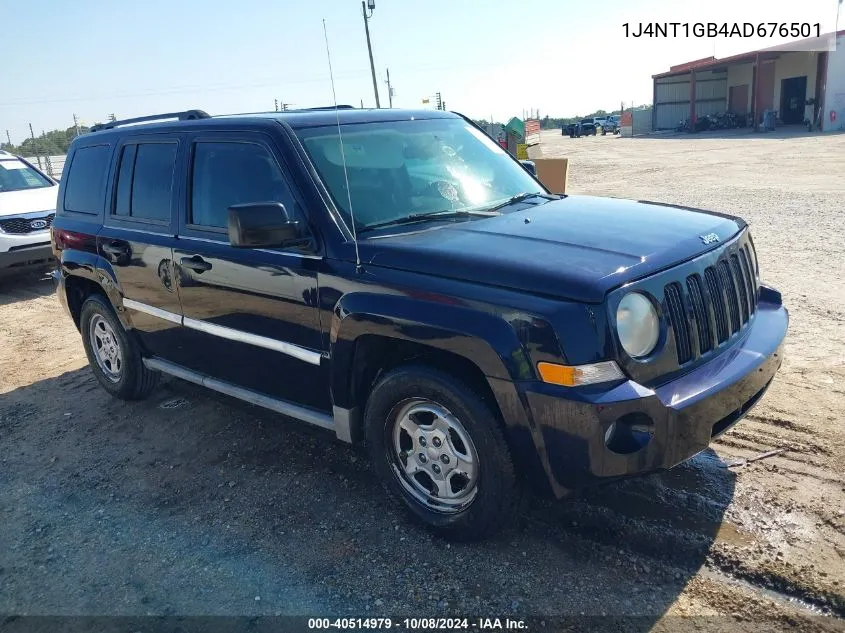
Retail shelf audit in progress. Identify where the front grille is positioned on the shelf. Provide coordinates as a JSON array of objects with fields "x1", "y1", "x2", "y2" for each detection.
[
  {"x1": 664, "y1": 245, "x2": 758, "y2": 365},
  {"x1": 0, "y1": 213, "x2": 54, "y2": 234},
  {"x1": 686, "y1": 274, "x2": 711, "y2": 355},
  {"x1": 665, "y1": 282, "x2": 692, "y2": 364}
]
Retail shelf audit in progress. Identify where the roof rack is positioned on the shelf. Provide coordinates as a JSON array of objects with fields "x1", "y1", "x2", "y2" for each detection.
[
  {"x1": 90, "y1": 109, "x2": 211, "y2": 132},
  {"x1": 299, "y1": 105, "x2": 356, "y2": 111}
]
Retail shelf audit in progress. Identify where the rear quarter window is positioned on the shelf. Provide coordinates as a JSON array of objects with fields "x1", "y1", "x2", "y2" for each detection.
[{"x1": 63, "y1": 145, "x2": 111, "y2": 215}]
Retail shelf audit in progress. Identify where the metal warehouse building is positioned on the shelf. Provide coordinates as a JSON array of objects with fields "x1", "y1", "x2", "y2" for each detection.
[{"x1": 652, "y1": 30, "x2": 845, "y2": 132}]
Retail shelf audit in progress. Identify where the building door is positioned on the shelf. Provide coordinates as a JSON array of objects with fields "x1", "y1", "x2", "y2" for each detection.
[
  {"x1": 729, "y1": 85, "x2": 749, "y2": 114},
  {"x1": 780, "y1": 76, "x2": 808, "y2": 124}
]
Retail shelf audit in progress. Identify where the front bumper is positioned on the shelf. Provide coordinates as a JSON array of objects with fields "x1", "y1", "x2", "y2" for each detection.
[
  {"x1": 0, "y1": 242, "x2": 54, "y2": 270},
  {"x1": 521, "y1": 295, "x2": 788, "y2": 494}
]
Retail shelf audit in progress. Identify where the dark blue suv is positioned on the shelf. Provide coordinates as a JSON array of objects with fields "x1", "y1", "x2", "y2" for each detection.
[{"x1": 51, "y1": 108, "x2": 788, "y2": 539}]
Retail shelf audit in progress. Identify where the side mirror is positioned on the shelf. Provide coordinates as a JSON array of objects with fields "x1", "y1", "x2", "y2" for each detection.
[
  {"x1": 520, "y1": 160, "x2": 537, "y2": 176},
  {"x1": 227, "y1": 202, "x2": 301, "y2": 248}
]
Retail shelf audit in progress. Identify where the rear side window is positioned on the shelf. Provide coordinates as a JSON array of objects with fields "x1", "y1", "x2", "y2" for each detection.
[
  {"x1": 112, "y1": 142, "x2": 177, "y2": 223},
  {"x1": 190, "y1": 142, "x2": 290, "y2": 229},
  {"x1": 64, "y1": 145, "x2": 111, "y2": 214}
]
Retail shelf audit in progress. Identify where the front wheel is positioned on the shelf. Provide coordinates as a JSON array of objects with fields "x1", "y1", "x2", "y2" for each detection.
[{"x1": 365, "y1": 365, "x2": 520, "y2": 540}]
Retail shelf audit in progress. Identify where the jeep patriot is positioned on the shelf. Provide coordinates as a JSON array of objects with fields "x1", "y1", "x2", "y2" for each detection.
[{"x1": 51, "y1": 108, "x2": 788, "y2": 539}]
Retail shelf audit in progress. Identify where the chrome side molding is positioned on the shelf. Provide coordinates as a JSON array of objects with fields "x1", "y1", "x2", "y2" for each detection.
[
  {"x1": 182, "y1": 317, "x2": 321, "y2": 365},
  {"x1": 123, "y1": 298, "x2": 182, "y2": 324},
  {"x1": 123, "y1": 298, "x2": 320, "y2": 365}
]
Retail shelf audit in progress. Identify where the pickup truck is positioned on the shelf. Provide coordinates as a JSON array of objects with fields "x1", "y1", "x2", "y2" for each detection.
[
  {"x1": 579, "y1": 118, "x2": 598, "y2": 136},
  {"x1": 601, "y1": 115, "x2": 621, "y2": 135}
]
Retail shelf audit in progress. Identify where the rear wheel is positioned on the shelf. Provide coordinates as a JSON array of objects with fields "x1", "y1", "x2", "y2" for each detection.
[
  {"x1": 80, "y1": 294, "x2": 158, "y2": 400},
  {"x1": 365, "y1": 365, "x2": 520, "y2": 540}
]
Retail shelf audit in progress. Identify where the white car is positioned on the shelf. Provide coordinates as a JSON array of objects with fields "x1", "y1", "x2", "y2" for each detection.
[{"x1": 0, "y1": 150, "x2": 58, "y2": 273}]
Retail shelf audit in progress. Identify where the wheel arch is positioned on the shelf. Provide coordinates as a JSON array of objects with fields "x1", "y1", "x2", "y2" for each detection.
[
  {"x1": 329, "y1": 292, "x2": 534, "y2": 443},
  {"x1": 64, "y1": 274, "x2": 108, "y2": 330},
  {"x1": 59, "y1": 252, "x2": 126, "y2": 330}
]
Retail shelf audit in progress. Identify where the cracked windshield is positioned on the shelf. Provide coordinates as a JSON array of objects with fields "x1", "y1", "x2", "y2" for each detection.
[{"x1": 298, "y1": 118, "x2": 544, "y2": 229}]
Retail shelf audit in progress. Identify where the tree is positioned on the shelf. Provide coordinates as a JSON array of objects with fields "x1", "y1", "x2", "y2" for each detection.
[{"x1": 3, "y1": 124, "x2": 99, "y2": 156}]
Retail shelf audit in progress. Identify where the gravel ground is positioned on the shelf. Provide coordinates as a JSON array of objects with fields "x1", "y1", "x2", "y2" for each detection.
[{"x1": 1, "y1": 129, "x2": 843, "y2": 632}]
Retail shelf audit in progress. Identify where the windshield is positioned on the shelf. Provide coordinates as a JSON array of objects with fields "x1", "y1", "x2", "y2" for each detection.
[
  {"x1": 0, "y1": 158, "x2": 53, "y2": 192},
  {"x1": 295, "y1": 118, "x2": 545, "y2": 230}
]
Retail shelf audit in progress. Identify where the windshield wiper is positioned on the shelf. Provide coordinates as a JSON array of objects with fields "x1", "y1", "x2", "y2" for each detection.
[
  {"x1": 486, "y1": 192, "x2": 560, "y2": 213},
  {"x1": 360, "y1": 209, "x2": 500, "y2": 232}
]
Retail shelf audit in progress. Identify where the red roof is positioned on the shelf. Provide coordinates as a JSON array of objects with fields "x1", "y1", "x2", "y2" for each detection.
[
  {"x1": 669, "y1": 56, "x2": 715, "y2": 73},
  {"x1": 653, "y1": 30, "x2": 844, "y2": 79}
]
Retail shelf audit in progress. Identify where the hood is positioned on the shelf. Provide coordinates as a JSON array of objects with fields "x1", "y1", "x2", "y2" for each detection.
[
  {"x1": 0, "y1": 186, "x2": 59, "y2": 218},
  {"x1": 360, "y1": 195, "x2": 744, "y2": 303}
]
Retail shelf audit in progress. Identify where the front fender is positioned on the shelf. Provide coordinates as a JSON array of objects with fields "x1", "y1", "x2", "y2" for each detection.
[{"x1": 329, "y1": 291, "x2": 534, "y2": 408}]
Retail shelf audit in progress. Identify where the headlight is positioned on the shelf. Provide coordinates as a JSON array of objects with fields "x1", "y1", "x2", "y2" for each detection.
[{"x1": 616, "y1": 292, "x2": 659, "y2": 358}]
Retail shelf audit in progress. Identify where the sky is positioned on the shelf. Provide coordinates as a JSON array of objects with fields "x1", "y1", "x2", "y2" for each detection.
[{"x1": 1, "y1": 0, "x2": 840, "y2": 144}]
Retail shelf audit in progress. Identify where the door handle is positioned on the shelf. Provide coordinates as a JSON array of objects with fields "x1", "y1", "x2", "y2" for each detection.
[{"x1": 180, "y1": 256, "x2": 212, "y2": 273}]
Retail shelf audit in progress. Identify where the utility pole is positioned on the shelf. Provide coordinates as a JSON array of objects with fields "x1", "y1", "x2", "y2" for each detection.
[
  {"x1": 29, "y1": 123, "x2": 42, "y2": 169},
  {"x1": 385, "y1": 68, "x2": 393, "y2": 108},
  {"x1": 4, "y1": 129, "x2": 10, "y2": 148},
  {"x1": 73, "y1": 113, "x2": 81, "y2": 138},
  {"x1": 361, "y1": 0, "x2": 381, "y2": 108},
  {"x1": 360, "y1": 99, "x2": 364, "y2": 109},
  {"x1": 42, "y1": 130, "x2": 54, "y2": 178}
]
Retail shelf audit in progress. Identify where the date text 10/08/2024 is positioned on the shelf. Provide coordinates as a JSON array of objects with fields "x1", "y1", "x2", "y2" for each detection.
[
  {"x1": 307, "y1": 618, "x2": 527, "y2": 630},
  {"x1": 623, "y1": 22, "x2": 821, "y2": 38}
]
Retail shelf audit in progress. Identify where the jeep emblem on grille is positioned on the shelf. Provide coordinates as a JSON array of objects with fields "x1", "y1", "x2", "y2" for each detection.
[
  {"x1": 30, "y1": 219, "x2": 48, "y2": 230},
  {"x1": 699, "y1": 232, "x2": 720, "y2": 245}
]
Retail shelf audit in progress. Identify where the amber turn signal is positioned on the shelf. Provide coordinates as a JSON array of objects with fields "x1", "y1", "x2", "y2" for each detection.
[{"x1": 537, "y1": 361, "x2": 625, "y2": 387}]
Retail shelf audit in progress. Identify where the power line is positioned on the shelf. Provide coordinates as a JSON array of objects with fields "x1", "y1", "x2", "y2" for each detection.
[
  {"x1": 0, "y1": 59, "x2": 503, "y2": 108},
  {"x1": 0, "y1": 70, "x2": 378, "y2": 107}
]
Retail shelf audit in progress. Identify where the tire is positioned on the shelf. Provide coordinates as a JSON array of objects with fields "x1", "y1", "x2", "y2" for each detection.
[
  {"x1": 79, "y1": 294, "x2": 159, "y2": 400},
  {"x1": 365, "y1": 365, "x2": 520, "y2": 540}
]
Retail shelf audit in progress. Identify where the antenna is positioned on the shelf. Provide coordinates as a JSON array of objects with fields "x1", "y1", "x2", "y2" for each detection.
[{"x1": 322, "y1": 18, "x2": 362, "y2": 273}]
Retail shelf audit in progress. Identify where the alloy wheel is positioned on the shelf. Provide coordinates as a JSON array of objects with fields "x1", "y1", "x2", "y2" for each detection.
[
  {"x1": 389, "y1": 398, "x2": 479, "y2": 513},
  {"x1": 89, "y1": 314, "x2": 123, "y2": 382}
]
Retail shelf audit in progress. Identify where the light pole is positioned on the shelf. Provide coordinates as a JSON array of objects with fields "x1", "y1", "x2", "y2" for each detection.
[{"x1": 361, "y1": 0, "x2": 381, "y2": 108}]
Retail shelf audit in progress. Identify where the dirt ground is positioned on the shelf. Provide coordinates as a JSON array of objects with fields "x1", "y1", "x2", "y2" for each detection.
[{"x1": 1, "y1": 130, "x2": 843, "y2": 632}]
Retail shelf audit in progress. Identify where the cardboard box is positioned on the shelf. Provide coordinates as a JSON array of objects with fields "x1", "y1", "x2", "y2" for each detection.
[{"x1": 532, "y1": 158, "x2": 569, "y2": 194}]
